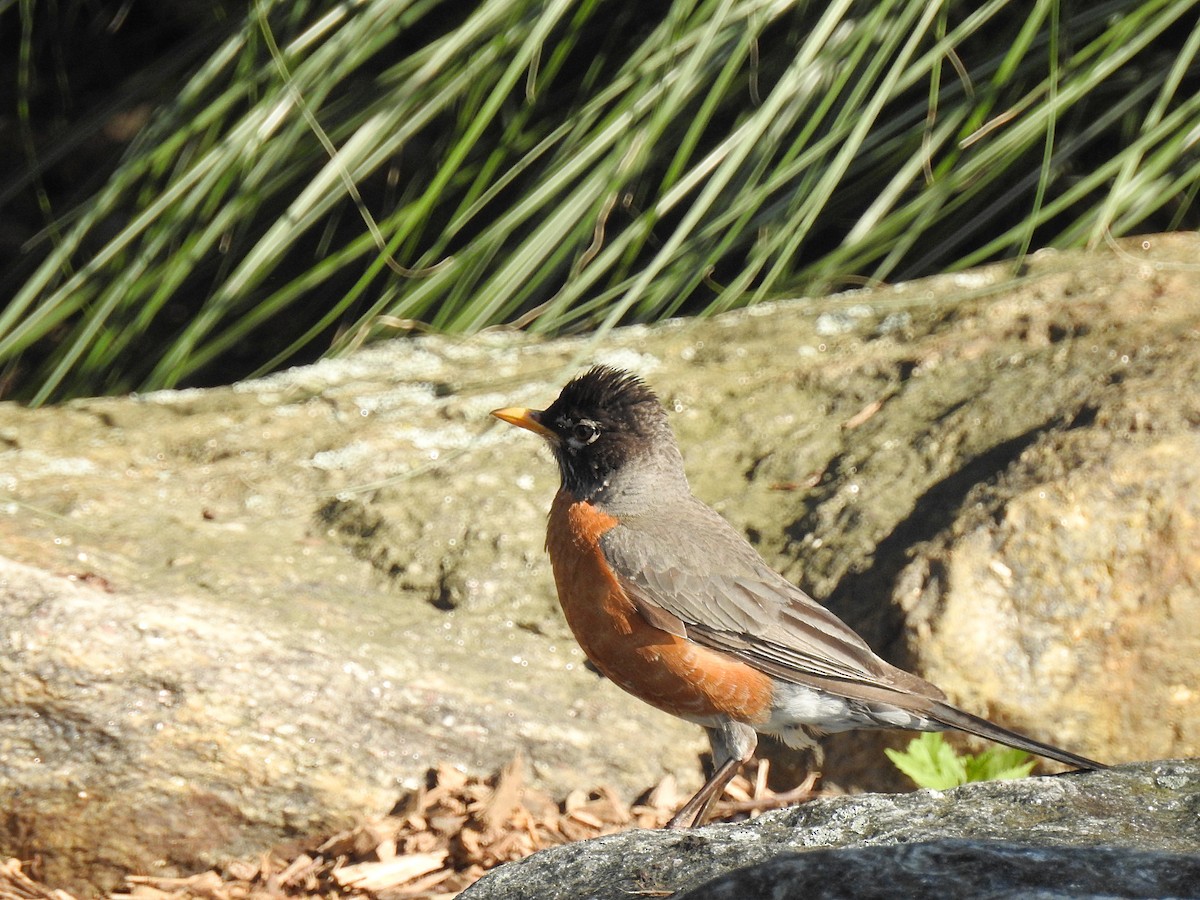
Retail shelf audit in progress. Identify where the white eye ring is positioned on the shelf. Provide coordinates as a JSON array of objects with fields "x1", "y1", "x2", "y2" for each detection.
[{"x1": 570, "y1": 420, "x2": 600, "y2": 445}]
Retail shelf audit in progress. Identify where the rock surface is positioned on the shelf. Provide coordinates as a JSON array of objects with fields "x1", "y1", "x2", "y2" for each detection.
[
  {"x1": 1, "y1": 234, "x2": 1199, "y2": 889},
  {"x1": 461, "y1": 760, "x2": 1200, "y2": 900},
  {"x1": 677, "y1": 842, "x2": 1200, "y2": 900}
]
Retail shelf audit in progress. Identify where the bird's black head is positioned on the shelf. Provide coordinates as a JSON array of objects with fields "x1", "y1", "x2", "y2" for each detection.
[{"x1": 493, "y1": 366, "x2": 677, "y2": 501}]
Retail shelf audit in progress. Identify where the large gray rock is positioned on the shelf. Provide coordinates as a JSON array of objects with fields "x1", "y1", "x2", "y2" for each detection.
[
  {"x1": 677, "y1": 842, "x2": 1200, "y2": 900},
  {"x1": 461, "y1": 760, "x2": 1200, "y2": 899},
  {"x1": 1, "y1": 234, "x2": 1199, "y2": 889}
]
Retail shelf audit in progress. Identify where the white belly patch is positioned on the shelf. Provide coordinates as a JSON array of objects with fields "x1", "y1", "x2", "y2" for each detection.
[{"x1": 761, "y1": 681, "x2": 939, "y2": 748}]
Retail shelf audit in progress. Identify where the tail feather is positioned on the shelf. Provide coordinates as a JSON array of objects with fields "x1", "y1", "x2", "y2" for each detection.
[{"x1": 927, "y1": 701, "x2": 1106, "y2": 771}]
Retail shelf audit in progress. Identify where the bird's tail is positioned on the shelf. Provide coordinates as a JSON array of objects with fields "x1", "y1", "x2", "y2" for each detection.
[{"x1": 926, "y1": 701, "x2": 1106, "y2": 771}]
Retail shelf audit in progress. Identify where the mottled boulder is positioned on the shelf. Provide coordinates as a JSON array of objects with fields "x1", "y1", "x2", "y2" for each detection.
[
  {"x1": 2, "y1": 234, "x2": 1198, "y2": 889},
  {"x1": 462, "y1": 760, "x2": 1200, "y2": 899}
]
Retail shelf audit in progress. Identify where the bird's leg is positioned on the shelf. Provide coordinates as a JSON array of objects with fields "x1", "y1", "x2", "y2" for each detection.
[
  {"x1": 667, "y1": 721, "x2": 757, "y2": 829},
  {"x1": 666, "y1": 755, "x2": 741, "y2": 829}
]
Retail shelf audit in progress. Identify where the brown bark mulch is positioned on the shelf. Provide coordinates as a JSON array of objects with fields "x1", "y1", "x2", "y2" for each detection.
[{"x1": 3, "y1": 757, "x2": 818, "y2": 900}]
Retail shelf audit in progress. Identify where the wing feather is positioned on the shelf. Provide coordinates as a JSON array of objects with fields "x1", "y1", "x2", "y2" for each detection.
[
  {"x1": 599, "y1": 498, "x2": 945, "y2": 703},
  {"x1": 595, "y1": 497, "x2": 1105, "y2": 769}
]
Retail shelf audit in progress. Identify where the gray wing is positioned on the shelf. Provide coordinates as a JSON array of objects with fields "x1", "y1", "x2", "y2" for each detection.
[
  {"x1": 600, "y1": 497, "x2": 945, "y2": 705},
  {"x1": 601, "y1": 498, "x2": 1108, "y2": 770}
]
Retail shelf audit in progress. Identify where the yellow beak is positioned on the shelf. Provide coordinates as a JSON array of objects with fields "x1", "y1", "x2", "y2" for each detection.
[{"x1": 491, "y1": 406, "x2": 558, "y2": 443}]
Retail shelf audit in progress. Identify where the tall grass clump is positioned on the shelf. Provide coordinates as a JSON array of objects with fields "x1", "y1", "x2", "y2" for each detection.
[{"x1": 2, "y1": 0, "x2": 1198, "y2": 403}]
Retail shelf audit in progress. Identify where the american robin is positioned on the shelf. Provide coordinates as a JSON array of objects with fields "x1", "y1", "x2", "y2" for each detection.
[{"x1": 492, "y1": 365, "x2": 1105, "y2": 828}]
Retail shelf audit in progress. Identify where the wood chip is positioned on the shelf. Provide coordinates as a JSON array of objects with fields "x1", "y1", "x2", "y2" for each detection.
[
  {"x1": 7, "y1": 756, "x2": 822, "y2": 900},
  {"x1": 641, "y1": 773, "x2": 679, "y2": 811},
  {"x1": 333, "y1": 851, "x2": 448, "y2": 890},
  {"x1": 2, "y1": 858, "x2": 79, "y2": 900},
  {"x1": 477, "y1": 754, "x2": 525, "y2": 830}
]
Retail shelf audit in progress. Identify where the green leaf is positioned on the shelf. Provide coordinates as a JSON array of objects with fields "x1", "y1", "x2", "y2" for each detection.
[
  {"x1": 884, "y1": 733, "x2": 968, "y2": 790},
  {"x1": 963, "y1": 746, "x2": 1036, "y2": 783},
  {"x1": 887, "y1": 732, "x2": 1037, "y2": 788}
]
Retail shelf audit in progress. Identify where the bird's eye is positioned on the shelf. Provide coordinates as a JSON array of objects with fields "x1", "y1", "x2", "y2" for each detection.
[{"x1": 571, "y1": 421, "x2": 599, "y2": 444}]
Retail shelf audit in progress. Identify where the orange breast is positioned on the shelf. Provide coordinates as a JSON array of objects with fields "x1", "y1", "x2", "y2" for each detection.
[{"x1": 545, "y1": 489, "x2": 773, "y2": 725}]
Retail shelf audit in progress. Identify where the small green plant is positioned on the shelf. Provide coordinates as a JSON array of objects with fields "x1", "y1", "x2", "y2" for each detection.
[{"x1": 886, "y1": 733, "x2": 1035, "y2": 790}]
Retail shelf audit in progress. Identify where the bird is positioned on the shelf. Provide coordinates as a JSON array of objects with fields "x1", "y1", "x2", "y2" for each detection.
[{"x1": 491, "y1": 365, "x2": 1105, "y2": 828}]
